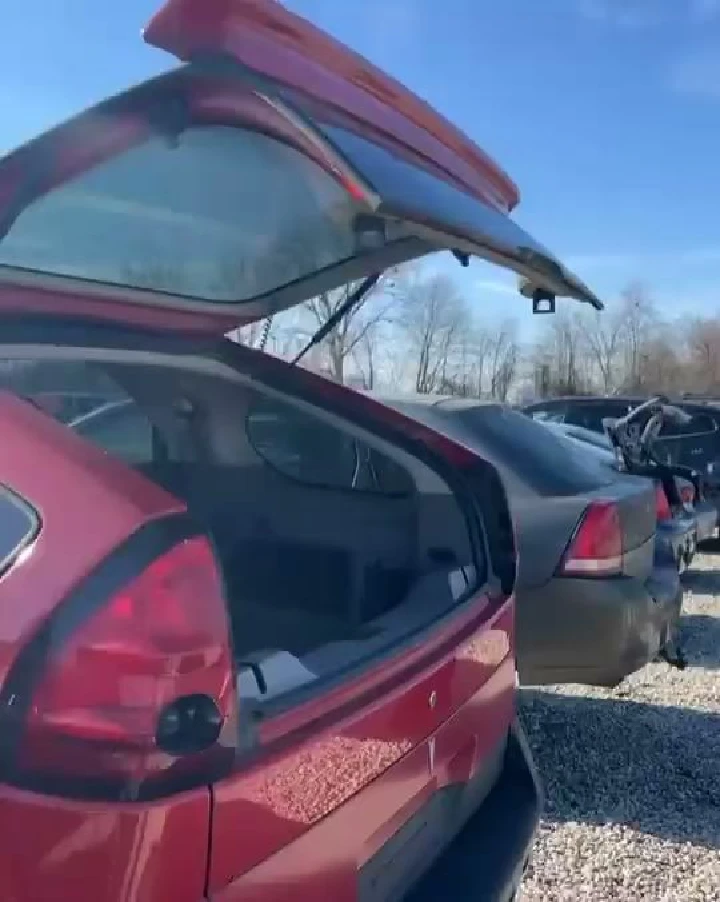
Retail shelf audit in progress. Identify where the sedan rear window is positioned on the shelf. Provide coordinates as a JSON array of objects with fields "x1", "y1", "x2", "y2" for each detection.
[
  {"x1": 458, "y1": 406, "x2": 614, "y2": 496},
  {"x1": 0, "y1": 126, "x2": 381, "y2": 303}
]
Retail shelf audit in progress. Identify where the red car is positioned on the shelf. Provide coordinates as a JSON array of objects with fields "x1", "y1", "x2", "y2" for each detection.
[{"x1": 0, "y1": 1, "x2": 602, "y2": 899}]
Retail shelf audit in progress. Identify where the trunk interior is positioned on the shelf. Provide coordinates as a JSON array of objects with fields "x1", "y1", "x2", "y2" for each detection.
[
  {"x1": 1, "y1": 349, "x2": 485, "y2": 707},
  {"x1": 137, "y1": 458, "x2": 478, "y2": 701}
]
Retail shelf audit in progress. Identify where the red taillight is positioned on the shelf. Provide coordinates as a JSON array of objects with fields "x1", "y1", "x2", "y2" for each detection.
[
  {"x1": 16, "y1": 536, "x2": 236, "y2": 798},
  {"x1": 680, "y1": 483, "x2": 695, "y2": 506},
  {"x1": 655, "y1": 483, "x2": 672, "y2": 522},
  {"x1": 559, "y1": 501, "x2": 623, "y2": 577}
]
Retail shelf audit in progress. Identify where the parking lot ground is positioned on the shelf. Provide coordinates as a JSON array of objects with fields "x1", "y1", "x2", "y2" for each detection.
[{"x1": 519, "y1": 552, "x2": 720, "y2": 902}]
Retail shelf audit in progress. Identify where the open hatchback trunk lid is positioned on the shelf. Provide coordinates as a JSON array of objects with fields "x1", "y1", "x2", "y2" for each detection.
[{"x1": 0, "y1": 0, "x2": 601, "y2": 333}]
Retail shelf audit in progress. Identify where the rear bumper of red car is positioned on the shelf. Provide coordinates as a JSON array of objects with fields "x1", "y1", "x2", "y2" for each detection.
[{"x1": 396, "y1": 718, "x2": 541, "y2": 902}]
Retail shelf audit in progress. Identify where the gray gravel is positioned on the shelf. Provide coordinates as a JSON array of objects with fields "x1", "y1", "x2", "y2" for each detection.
[{"x1": 519, "y1": 552, "x2": 720, "y2": 901}]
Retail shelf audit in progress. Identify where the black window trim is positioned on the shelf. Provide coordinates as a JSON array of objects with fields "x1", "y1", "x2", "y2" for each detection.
[
  {"x1": 245, "y1": 399, "x2": 415, "y2": 499},
  {"x1": 0, "y1": 485, "x2": 41, "y2": 578}
]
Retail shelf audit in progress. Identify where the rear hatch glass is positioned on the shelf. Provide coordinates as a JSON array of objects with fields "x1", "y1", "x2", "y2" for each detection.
[{"x1": 0, "y1": 124, "x2": 375, "y2": 303}]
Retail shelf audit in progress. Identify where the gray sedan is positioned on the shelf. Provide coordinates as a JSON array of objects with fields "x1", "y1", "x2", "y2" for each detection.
[{"x1": 376, "y1": 395, "x2": 684, "y2": 687}]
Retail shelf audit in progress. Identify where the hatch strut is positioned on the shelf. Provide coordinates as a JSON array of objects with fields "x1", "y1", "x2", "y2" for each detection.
[{"x1": 291, "y1": 273, "x2": 382, "y2": 366}]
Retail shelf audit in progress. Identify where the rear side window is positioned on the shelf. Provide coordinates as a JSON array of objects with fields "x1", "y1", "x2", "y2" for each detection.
[
  {"x1": 0, "y1": 486, "x2": 39, "y2": 577},
  {"x1": 71, "y1": 403, "x2": 153, "y2": 465},
  {"x1": 246, "y1": 398, "x2": 414, "y2": 495},
  {"x1": 0, "y1": 360, "x2": 154, "y2": 465},
  {"x1": 0, "y1": 126, "x2": 379, "y2": 303},
  {"x1": 459, "y1": 406, "x2": 614, "y2": 496}
]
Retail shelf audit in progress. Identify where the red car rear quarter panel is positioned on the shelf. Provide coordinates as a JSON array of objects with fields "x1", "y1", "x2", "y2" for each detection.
[
  {"x1": 0, "y1": 395, "x2": 211, "y2": 901},
  {"x1": 0, "y1": 393, "x2": 185, "y2": 682},
  {"x1": 208, "y1": 600, "x2": 515, "y2": 899},
  {"x1": 0, "y1": 786, "x2": 210, "y2": 902}
]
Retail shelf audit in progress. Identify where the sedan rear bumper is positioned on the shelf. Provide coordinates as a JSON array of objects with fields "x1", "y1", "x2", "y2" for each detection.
[{"x1": 517, "y1": 565, "x2": 683, "y2": 687}]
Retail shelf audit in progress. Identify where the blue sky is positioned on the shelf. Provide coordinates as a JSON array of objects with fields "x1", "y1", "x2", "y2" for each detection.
[{"x1": 2, "y1": 0, "x2": 720, "y2": 332}]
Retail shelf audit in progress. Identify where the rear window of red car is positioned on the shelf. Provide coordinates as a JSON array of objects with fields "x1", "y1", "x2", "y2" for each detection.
[
  {"x1": 0, "y1": 125, "x2": 377, "y2": 303},
  {"x1": 0, "y1": 486, "x2": 39, "y2": 577}
]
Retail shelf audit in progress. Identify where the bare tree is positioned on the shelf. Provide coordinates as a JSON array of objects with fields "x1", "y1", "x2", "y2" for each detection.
[
  {"x1": 534, "y1": 310, "x2": 586, "y2": 396},
  {"x1": 230, "y1": 320, "x2": 268, "y2": 348},
  {"x1": 439, "y1": 326, "x2": 494, "y2": 397},
  {"x1": 351, "y1": 324, "x2": 381, "y2": 390},
  {"x1": 578, "y1": 307, "x2": 625, "y2": 394},
  {"x1": 616, "y1": 283, "x2": 658, "y2": 391},
  {"x1": 487, "y1": 319, "x2": 520, "y2": 401},
  {"x1": 305, "y1": 271, "x2": 402, "y2": 383},
  {"x1": 637, "y1": 331, "x2": 683, "y2": 395},
  {"x1": 686, "y1": 317, "x2": 720, "y2": 393},
  {"x1": 399, "y1": 273, "x2": 469, "y2": 394}
]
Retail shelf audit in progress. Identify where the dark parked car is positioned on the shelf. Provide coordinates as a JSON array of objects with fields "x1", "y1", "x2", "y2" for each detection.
[
  {"x1": 0, "y1": 0, "x2": 621, "y2": 895},
  {"x1": 543, "y1": 420, "x2": 716, "y2": 570},
  {"x1": 373, "y1": 396, "x2": 684, "y2": 688},
  {"x1": 523, "y1": 396, "x2": 720, "y2": 518}
]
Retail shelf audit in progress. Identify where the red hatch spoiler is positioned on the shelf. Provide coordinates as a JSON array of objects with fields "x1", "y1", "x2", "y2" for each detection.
[{"x1": 144, "y1": 0, "x2": 520, "y2": 213}]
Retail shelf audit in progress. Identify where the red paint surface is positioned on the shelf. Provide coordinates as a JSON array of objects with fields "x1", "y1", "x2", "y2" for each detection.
[
  {"x1": 208, "y1": 604, "x2": 515, "y2": 898},
  {"x1": 145, "y1": 0, "x2": 519, "y2": 212},
  {"x1": 0, "y1": 394, "x2": 212, "y2": 901},
  {"x1": 0, "y1": 786, "x2": 210, "y2": 902},
  {"x1": 0, "y1": 393, "x2": 185, "y2": 684},
  {"x1": 0, "y1": 307, "x2": 517, "y2": 899}
]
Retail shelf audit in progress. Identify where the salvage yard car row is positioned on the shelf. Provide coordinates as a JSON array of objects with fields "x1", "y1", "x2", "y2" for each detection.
[{"x1": 0, "y1": 1, "x2": 716, "y2": 901}]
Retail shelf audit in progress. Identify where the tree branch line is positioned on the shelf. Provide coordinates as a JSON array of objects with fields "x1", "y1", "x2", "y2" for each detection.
[{"x1": 236, "y1": 270, "x2": 720, "y2": 400}]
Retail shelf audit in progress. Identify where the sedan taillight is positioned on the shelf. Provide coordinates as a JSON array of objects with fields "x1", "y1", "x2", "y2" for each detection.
[
  {"x1": 655, "y1": 484, "x2": 672, "y2": 522},
  {"x1": 559, "y1": 501, "x2": 623, "y2": 577}
]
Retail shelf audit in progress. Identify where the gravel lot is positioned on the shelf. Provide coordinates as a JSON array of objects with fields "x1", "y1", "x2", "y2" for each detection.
[{"x1": 519, "y1": 551, "x2": 720, "y2": 902}]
